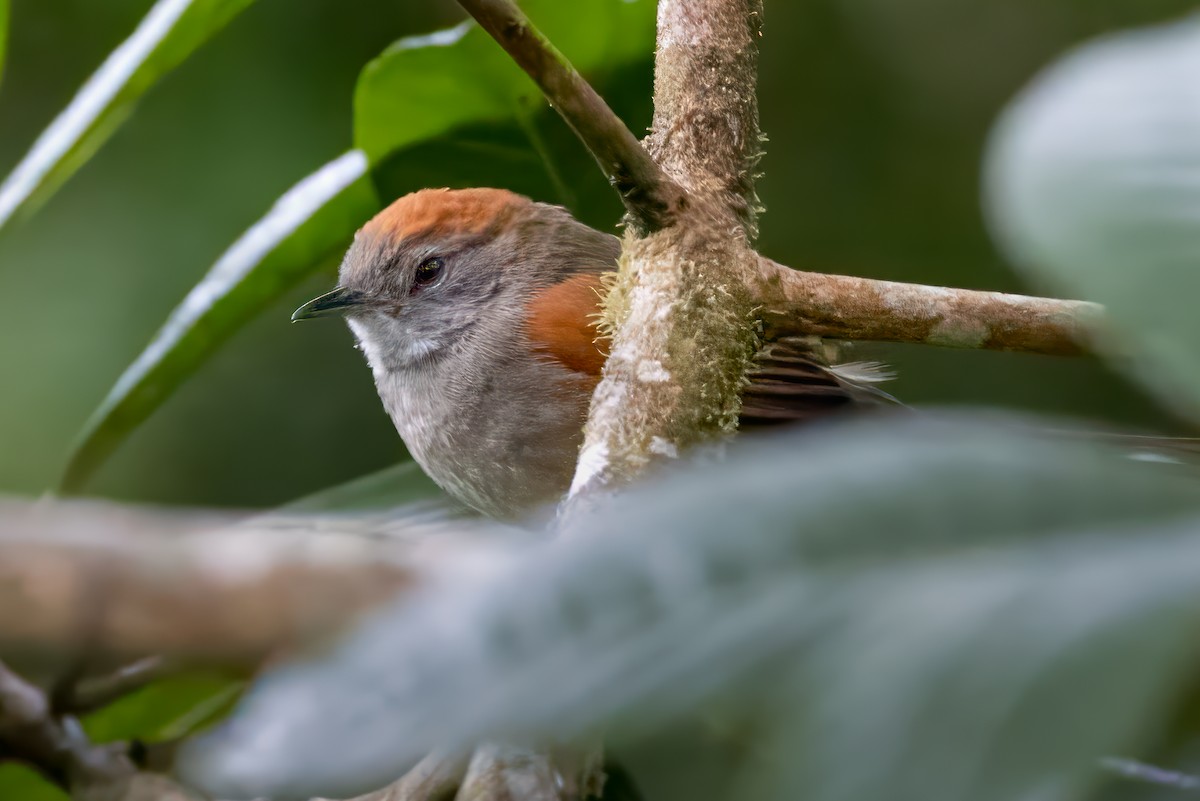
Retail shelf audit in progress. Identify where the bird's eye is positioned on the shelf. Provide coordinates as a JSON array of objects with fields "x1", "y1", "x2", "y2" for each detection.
[{"x1": 413, "y1": 256, "x2": 444, "y2": 290}]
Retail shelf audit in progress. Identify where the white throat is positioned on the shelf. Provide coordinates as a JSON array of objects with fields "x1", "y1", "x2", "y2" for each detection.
[{"x1": 347, "y1": 316, "x2": 443, "y2": 376}]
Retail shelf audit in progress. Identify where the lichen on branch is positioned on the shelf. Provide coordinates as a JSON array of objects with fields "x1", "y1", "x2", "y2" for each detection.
[
  {"x1": 573, "y1": 227, "x2": 760, "y2": 495},
  {"x1": 569, "y1": 0, "x2": 768, "y2": 497},
  {"x1": 757, "y1": 258, "x2": 1101, "y2": 357}
]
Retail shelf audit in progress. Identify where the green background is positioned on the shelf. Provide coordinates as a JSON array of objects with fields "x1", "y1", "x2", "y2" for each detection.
[{"x1": 0, "y1": 0, "x2": 1191, "y2": 508}]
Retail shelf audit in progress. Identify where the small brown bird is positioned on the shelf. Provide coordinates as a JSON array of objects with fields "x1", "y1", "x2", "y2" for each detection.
[{"x1": 293, "y1": 188, "x2": 892, "y2": 519}]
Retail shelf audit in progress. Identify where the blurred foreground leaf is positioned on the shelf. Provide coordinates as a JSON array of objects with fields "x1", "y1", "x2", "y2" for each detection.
[
  {"x1": 82, "y1": 672, "x2": 241, "y2": 744},
  {"x1": 0, "y1": 764, "x2": 66, "y2": 801},
  {"x1": 985, "y1": 15, "x2": 1200, "y2": 422},
  {"x1": 0, "y1": 0, "x2": 254, "y2": 232},
  {"x1": 179, "y1": 413, "x2": 1200, "y2": 800},
  {"x1": 61, "y1": 151, "x2": 377, "y2": 493}
]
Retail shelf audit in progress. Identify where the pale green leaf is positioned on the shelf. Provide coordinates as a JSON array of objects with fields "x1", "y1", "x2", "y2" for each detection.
[
  {"x1": 353, "y1": 0, "x2": 655, "y2": 163},
  {"x1": 0, "y1": 0, "x2": 254, "y2": 232}
]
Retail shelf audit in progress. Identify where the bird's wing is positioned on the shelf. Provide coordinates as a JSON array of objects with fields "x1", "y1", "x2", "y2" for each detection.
[
  {"x1": 524, "y1": 273, "x2": 609, "y2": 377},
  {"x1": 739, "y1": 336, "x2": 898, "y2": 427}
]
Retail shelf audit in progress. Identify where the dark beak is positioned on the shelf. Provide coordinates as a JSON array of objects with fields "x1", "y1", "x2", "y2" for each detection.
[{"x1": 291, "y1": 287, "x2": 367, "y2": 322}]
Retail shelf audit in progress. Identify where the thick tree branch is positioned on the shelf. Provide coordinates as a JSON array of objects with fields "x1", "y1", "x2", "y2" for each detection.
[
  {"x1": 457, "y1": 744, "x2": 559, "y2": 801},
  {"x1": 567, "y1": 0, "x2": 766, "y2": 500},
  {"x1": 455, "y1": 0, "x2": 687, "y2": 232},
  {"x1": 325, "y1": 752, "x2": 468, "y2": 801},
  {"x1": 0, "y1": 502, "x2": 520, "y2": 801},
  {"x1": 758, "y1": 259, "x2": 1101, "y2": 356},
  {"x1": 645, "y1": 0, "x2": 764, "y2": 236},
  {"x1": 0, "y1": 500, "x2": 505, "y2": 668}
]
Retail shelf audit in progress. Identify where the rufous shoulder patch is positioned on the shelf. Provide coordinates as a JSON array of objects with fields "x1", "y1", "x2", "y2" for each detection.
[
  {"x1": 365, "y1": 187, "x2": 531, "y2": 242},
  {"x1": 524, "y1": 274, "x2": 609, "y2": 378}
]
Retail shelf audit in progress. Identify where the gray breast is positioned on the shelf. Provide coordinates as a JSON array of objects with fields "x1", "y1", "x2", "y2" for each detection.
[{"x1": 374, "y1": 349, "x2": 591, "y2": 520}]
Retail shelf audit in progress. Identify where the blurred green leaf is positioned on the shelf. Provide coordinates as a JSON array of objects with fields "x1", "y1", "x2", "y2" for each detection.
[
  {"x1": 82, "y1": 671, "x2": 241, "y2": 744},
  {"x1": 0, "y1": 764, "x2": 67, "y2": 801},
  {"x1": 985, "y1": 15, "x2": 1200, "y2": 422},
  {"x1": 0, "y1": 0, "x2": 255, "y2": 233},
  {"x1": 353, "y1": 0, "x2": 655, "y2": 163},
  {"x1": 755, "y1": 522, "x2": 1200, "y2": 801},
  {"x1": 0, "y1": 0, "x2": 8, "y2": 88},
  {"x1": 178, "y1": 414, "x2": 1200, "y2": 800},
  {"x1": 60, "y1": 151, "x2": 378, "y2": 493}
]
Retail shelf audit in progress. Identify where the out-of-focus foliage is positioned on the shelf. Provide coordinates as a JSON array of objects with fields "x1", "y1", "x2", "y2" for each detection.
[
  {"x1": 0, "y1": 0, "x2": 8, "y2": 87},
  {"x1": 57, "y1": 0, "x2": 654, "y2": 493},
  {"x1": 986, "y1": 14, "x2": 1200, "y2": 424},
  {"x1": 0, "y1": 764, "x2": 66, "y2": 801},
  {"x1": 0, "y1": 0, "x2": 254, "y2": 232},
  {"x1": 180, "y1": 415, "x2": 1200, "y2": 799},
  {"x1": 60, "y1": 151, "x2": 378, "y2": 492},
  {"x1": 83, "y1": 671, "x2": 242, "y2": 743}
]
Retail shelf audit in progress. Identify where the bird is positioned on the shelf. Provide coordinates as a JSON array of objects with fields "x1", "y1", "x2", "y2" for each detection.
[{"x1": 292, "y1": 188, "x2": 894, "y2": 519}]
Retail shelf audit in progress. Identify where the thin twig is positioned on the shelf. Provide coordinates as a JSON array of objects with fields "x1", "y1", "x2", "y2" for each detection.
[
  {"x1": 0, "y1": 658, "x2": 138, "y2": 792},
  {"x1": 4, "y1": 655, "x2": 439, "y2": 801},
  {"x1": 455, "y1": 0, "x2": 687, "y2": 232},
  {"x1": 62, "y1": 656, "x2": 178, "y2": 716},
  {"x1": 759, "y1": 258, "x2": 1102, "y2": 356}
]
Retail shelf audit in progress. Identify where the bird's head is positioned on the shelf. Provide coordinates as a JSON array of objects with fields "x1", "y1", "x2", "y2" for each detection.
[{"x1": 293, "y1": 187, "x2": 618, "y2": 373}]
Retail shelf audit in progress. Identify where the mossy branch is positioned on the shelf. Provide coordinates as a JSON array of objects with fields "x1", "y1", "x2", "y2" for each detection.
[{"x1": 568, "y1": 0, "x2": 767, "y2": 499}]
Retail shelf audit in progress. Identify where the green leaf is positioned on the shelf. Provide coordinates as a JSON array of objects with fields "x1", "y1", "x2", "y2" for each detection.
[
  {"x1": 353, "y1": 0, "x2": 655, "y2": 164},
  {"x1": 279, "y1": 460, "x2": 460, "y2": 515},
  {"x1": 985, "y1": 15, "x2": 1200, "y2": 421},
  {"x1": 0, "y1": 764, "x2": 67, "y2": 801},
  {"x1": 60, "y1": 151, "x2": 378, "y2": 493},
  {"x1": 0, "y1": 0, "x2": 254, "y2": 232},
  {"x1": 82, "y1": 671, "x2": 242, "y2": 744},
  {"x1": 178, "y1": 414, "x2": 1200, "y2": 800}
]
